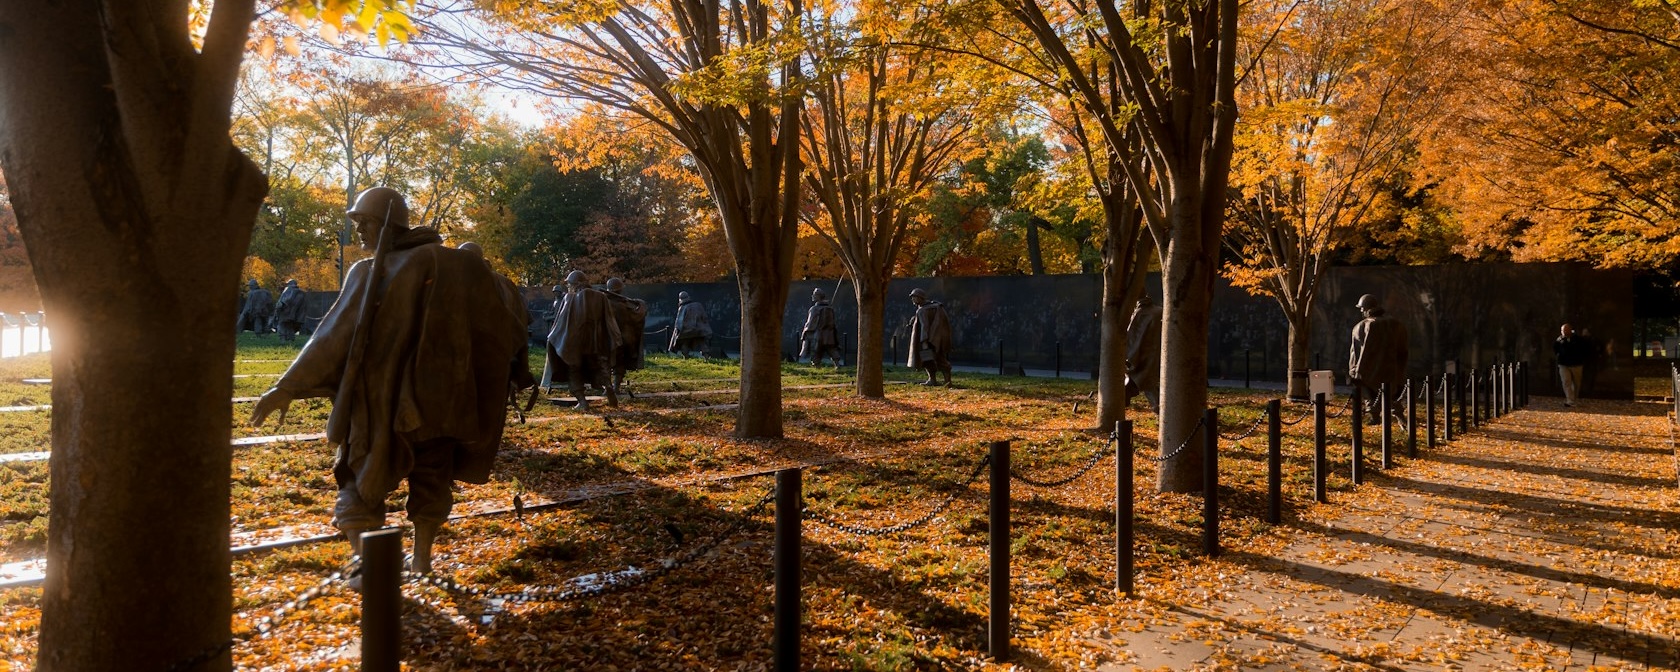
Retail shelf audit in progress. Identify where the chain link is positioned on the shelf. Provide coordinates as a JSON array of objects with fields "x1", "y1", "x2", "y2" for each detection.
[
  {"x1": 1280, "y1": 403, "x2": 1314, "y2": 426},
  {"x1": 1142, "y1": 415, "x2": 1206, "y2": 463},
  {"x1": 415, "y1": 489, "x2": 776, "y2": 605},
  {"x1": 804, "y1": 456, "x2": 991, "y2": 536},
  {"x1": 164, "y1": 557, "x2": 360, "y2": 672},
  {"x1": 1218, "y1": 415, "x2": 1265, "y2": 441},
  {"x1": 1324, "y1": 395, "x2": 1353, "y2": 418},
  {"x1": 1010, "y1": 433, "x2": 1114, "y2": 488}
]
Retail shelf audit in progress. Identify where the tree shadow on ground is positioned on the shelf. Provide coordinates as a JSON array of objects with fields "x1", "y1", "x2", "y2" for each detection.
[
  {"x1": 1378, "y1": 474, "x2": 1680, "y2": 530},
  {"x1": 1226, "y1": 549, "x2": 1680, "y2": 669},
  {"x1": 1422, "y1": 451, "x2": 1676, "y2": 488}
]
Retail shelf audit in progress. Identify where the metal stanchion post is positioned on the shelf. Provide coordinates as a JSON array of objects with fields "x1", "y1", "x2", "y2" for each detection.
[
  {"x1": 1055, "y1": 341, "x2": 1062, "y2": 378},
  {"x1": 1425, "y1": 375, "x2": 1436, "y2": 451},
  {"x1": 1314, "y1": 393, "x2": 1327, "y2": 503},
  {"x1": 1406, "y1": 378, "x2": 1417, "y2": 458},
  {"x1": 1116, "y1": 421, "x2": 1133, "y2": 595},
  {"x1": 775, "y1": 468, "x2": 801, "y2": 672},
  {"x1": 1471, "y1": 368, "x2": 1479, "y2": 427},
  {"x1": 1351, "y1": 385, "x2": 1363, "y2": 485},
  {"x1": 1458, "y1": 370, "x2": 1468, "y2": 435},
  {"x1": 1444, "y1": 372, "x2": 1455, "y2": 443},
  {"x1": 989, "y1": 440, "x2": 1010, "y2": 661},
  {"x1": 1267, "y1": 399, "x2": 1282, "y2": 525},
  {"x1": 997, "y1": 340, "x2": 1004, "y2": 376},
  {"x1": 1203, "y1": 407, "x2": 1219, "y2": 557},
  {"x1": 1380, "y1": 382, "x2": 1392, "y2": 470},
  {"x1": 361, "y1": 528, "x2": 402, "y2": 672}
]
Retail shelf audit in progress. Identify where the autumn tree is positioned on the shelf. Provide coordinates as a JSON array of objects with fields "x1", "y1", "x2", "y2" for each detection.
[
  {"x1": 1422, "y1": 0, "x2": 1680, "y2": 271},
  {"x1": 400, "y1": 0, "x2": 805, "y2": 437},
  {"x1": 289, "y1": 65, "x2": 457, "y2": 284},
  {"x1": 797, "y1": 0, "x2": 991, "y2": 396},
  {"x1": 0, "y1": 2, "x2": 411, "y2": 667},
  {"x1": 995, "y1": 0, "x2": 1239, "y2": 492},
  {"x1": 1223, "y1": 0, "x2": 1454, "y2": 400}
]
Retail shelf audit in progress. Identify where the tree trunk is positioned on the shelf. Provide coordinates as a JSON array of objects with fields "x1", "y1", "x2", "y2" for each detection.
[
  {"x1": 0, "y1": 2, "x2": 266, "y2": 667},
  {"x1": 735, "y1": 268, "x2": 789, "y2": 437},
  {"x1": 853, "y1": 273, "x2": 888, "y2": 398},
  {"x1": 1096, "y1": 210, "x2": 1148, "y2": 430},
  {"x1": 1286, "y1": 308, "x2": 1312, "y2": 400},
  {"x1": 1156, "y1": 197, "x2": 1218, "y2": 493}
]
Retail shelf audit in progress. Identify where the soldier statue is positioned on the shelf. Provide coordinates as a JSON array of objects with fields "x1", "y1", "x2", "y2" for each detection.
[
  {"x1": 668, "y1": 290, "x2": 711, "y2": 358},
  {"x1": 544, "y1": 270, "x2": 622, "y2": 411},
  {"x1": 603, "y1": 277, "x2": 648, "y2": 394},
  {"x1": 273, "y1": 279, "x2": 306, "y2": 343},
  {"x1": 238, "y1": 279, "x2": 275, "y2": 334},
  {"x1": 251, "y1": 186, "x2": 531, "y2": 578},
  {"x1": 800, "y1": 287, "x2": 842, "y2": 367},
  {"x1": 906, "y1": 288, "x2": 953, "y2": 386},
  {"x1": 1125, "y1": 295, "x2": 1163, "y2": 412}
]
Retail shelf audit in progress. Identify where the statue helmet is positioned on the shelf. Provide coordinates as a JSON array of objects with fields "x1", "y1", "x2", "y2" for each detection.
[
  {"x1": 285, "y1": 278, "x2": 298, "y2": 287},
  {"x1": 678, "y1": 291, "x2": 692, "y2": 302},
  {"x1": 347, "y1": 186, "x2": 410, "y2": 228},
  {"x1": 908, "y1": 288, "x2": 928, "y2": 300},
  {"x1": 605, "y1": 278, "x2": 625, "y2": 293},
  {"x1": 457, "y1": 241, "x2": 483, "y2": 258},
  {"x1": 565, "y1": 270, "x2": 589, "y2": 286},
  {"x1": 247, "y1": 279, "x2": 259, "y2": 289},
  {"x1": 812, "y1": 287, "x2": 827, "y2": 302},
  {"x1": 1355, "y1": 294, "x2": 1380, "y2": 310},
  {"x1": 551, "y1": 284, "x2": 565, "y2": 294}
]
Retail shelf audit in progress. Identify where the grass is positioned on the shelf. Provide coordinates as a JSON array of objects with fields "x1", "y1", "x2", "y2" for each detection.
[{"x1": 0, "y1": 337, "x2": 1406, "y2": 669}]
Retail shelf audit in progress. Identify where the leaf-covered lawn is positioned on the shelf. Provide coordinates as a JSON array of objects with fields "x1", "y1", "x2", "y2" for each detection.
[{"x1": 11, "y1": 338, "x2": 1660, "y2": 669}]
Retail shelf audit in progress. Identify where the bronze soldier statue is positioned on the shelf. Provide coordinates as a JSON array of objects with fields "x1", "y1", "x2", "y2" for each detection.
[
  {"x1": 238, "y1": 279, "x2": 275, "y2": 334},
  {"x1": 251, "y1": 186, "x2": 531, "y2": 578},
  {"x1": 1349, "y1": 293, "x2": 1409, "y2": 423},
  {"x1": 273, "y1": 279, "x2": 306, "y2": 342},
  {"x1": 800, "y1": 287, "x2": 841, "y2": 367},
  {"x1": 668, "y1": 290, "x2": 711, "y2": 358},
  {"x1": 544, "y1": 270, "x2": 622, "y2": 411},
  {"x1": 603, "y1": 278, "x2": 649, "y2": 394},
  {"x1": 1125, "y1": 296, "x2": 1163, "y2": 412},
  {"x1": 907, "y1": 288, "x2": 953, "y2": 386}
]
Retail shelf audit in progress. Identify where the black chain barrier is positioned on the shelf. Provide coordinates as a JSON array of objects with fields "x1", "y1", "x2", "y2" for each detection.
[
  {"x1": 164, "y1": 557, "x2": 361, "y2": 672},
  {"x1": 1324, "y1": 395, "x2": 1354, "y2": 419},
  {"x1": 1010, "y1": 430, "x2": 1117, "y2": 488},
  {"x1": 644, "y1": 325, "x2": 670, "y2": 336},
  {"x1": 414, "y1": 488, "x2": 777, "y2": 605},
  {"x1": 1143, "y1": 415, "x2": 1206, "y2": 463},
  {"x1": 1280, "y1": 403, "x2": 1315, "y2": 426},
  {"x1": 1218, "y1": 415, "x2": 1265, "y2": 442},
  {"x1": 804, "y1": 456, "x2": 991, "y2": 536}
]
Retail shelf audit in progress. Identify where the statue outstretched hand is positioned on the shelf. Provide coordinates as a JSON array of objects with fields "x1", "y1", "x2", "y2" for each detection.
[{"x1": 251, "y1": 387, "x2": 295, "y2": 428}]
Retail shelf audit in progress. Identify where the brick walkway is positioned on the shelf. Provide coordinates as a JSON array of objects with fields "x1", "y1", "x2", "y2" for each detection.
[{"x1": 1095, "y1": 397, "x2": 1680, "y2": 671}]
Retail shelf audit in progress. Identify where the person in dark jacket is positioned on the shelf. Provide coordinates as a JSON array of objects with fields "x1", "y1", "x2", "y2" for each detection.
[{"x1": 1554, "y1": 323, "x2": 1589, "y2": 406}]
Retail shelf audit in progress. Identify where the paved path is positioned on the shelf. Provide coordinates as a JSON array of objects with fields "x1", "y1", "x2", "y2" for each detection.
[{"x1": 1096, "y1": 397, "x2": 1680, "y2": 671}]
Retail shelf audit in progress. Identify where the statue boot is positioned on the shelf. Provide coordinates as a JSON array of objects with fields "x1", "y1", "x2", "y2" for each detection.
[
  {"x1": 413, "y1": 519, "x2": 442, "y2": 575},
  {"x1": 340, "y1": 525, "x2": 373, "y2": 592}
]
